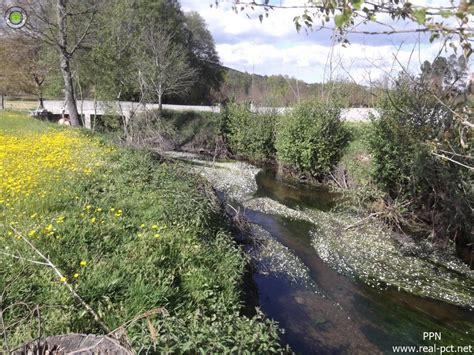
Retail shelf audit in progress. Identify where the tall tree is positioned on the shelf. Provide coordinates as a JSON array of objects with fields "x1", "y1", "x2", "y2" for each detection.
[
  {"x1": 0, "y1": 34, "x2": 53, "y2": 108},
  {"x1": 185, "y1": 11, "x2": 223, "y2": 104},
  {"x1": 8, "y1": 0, "x2": 103, "y2": 126},
  {"x1": 82, "y1": 0, "x2": 220, "y2": 107},
  {"x1": 138, "y1": 28, "x2": 196, "y2": 113}
]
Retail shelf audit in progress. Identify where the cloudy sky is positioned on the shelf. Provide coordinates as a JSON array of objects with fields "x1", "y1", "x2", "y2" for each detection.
[{"x1": 181, "y1": 0, "x2": 469, "y2": 84}]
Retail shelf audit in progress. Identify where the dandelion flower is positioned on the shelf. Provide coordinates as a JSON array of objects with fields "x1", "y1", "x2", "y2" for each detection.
[
  {"x1": 80, "y1": 260, "x2": 87, "y2": 267},
  {"x1": 60, "y1": 276, "x2": 67, "y2": 283},
  {"x1": 73, "y1": 273, "x2": 79, "y2": 278}
]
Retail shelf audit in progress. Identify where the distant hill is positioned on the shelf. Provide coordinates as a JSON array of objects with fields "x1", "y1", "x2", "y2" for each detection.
[{"x1": 213, "y1": 65, "x2": 375, "y2": 107}]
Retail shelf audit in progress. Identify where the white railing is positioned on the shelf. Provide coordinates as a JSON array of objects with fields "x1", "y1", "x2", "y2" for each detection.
[{"x1": 40, "y1": 100, "x2": 377, "y2": 129}]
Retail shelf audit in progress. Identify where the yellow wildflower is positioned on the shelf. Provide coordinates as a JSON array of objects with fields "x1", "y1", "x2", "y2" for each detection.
[{"x1": 80, "y1": 260, "x2": 87, "y2": 267}]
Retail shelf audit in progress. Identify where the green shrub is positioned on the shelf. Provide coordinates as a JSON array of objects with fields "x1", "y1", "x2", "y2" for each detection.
[
  {"x1": 162, "y1": 110, "x2": 221, "y2": 151},
  {"x1": 275, "y1": 101, "x2": 350, "y2": 178},
  {"x1": 368, "y1": 75, "x2": 473, "y2": 245},
  {"x1": 223, "y1": 103, "x2": 276, "y2": 161}
]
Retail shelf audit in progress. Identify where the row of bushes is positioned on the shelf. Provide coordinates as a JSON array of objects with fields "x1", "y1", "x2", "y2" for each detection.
[
  {"x1": 92, "y1": 100, "x2": 352, "y2": 180},
  {"x1": 221, "y1": 83, "x2": 472, "y2": 252},
  {"x1": 94, "y1": 88, "x2": 471, "y2": 258},
  {"x1": 222, "y1": 102, "x2": 351, "y2": 179}
]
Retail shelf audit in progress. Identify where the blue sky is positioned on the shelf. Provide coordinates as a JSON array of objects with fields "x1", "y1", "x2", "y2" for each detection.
[{"x1": 181, "y1": 0, "x2": 470, "y2": 84}]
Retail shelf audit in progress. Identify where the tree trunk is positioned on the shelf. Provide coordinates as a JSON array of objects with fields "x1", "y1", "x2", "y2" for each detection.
[
  {"x1": 158, "y1": 84, "x2": 163, "y2": 115},
  {"x1": 38, "y1": 89, "x2": 44, "y2": 109},
  {"x1": 57, "y1": 0, "x2": 80, "y2": 126},
  {"x1": 1, "y1": 94, "x2": 4, "y2": 110}
]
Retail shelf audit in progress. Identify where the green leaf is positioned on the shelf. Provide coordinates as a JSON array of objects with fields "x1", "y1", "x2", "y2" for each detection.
[
  {"x1": 439, "y1": 10, "x2": 451, "y2": 19},
  {"x1": 293, "y1": 16, "x2": 302, "y2": 32},
  {"x1": 352, "y1": 0, "x2": 364, "y2": 11},
  {"x1": 335, "y1": 11, "x2": 351, "y2": 27},
  {"x1": 412, "y1": 8, "x2": 426, "y2": 24},
  {"x1": 429, "y1": 32, "x2": 439, "y2": 43}
]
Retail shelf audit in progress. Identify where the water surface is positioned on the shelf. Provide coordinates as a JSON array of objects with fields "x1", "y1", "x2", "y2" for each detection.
[{"x1": 242, "y1": 169, "x2": 473, "y2": 354}]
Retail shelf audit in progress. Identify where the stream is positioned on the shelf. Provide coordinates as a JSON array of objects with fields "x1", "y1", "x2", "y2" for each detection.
[
  {"x1": 165, "y1": 152, "x2": 473, "y2": 354},
  {"x1": 248, "y1": 169, "x2": 472, "y2": 353}
]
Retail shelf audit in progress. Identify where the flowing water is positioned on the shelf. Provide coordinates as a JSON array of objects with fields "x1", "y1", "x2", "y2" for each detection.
[
  {"x1": 165, "y1": 152, "x2": 473, "y2": 354},
  {"x1": 243, "y1": 169, "x2": 473, "y2": 354}
]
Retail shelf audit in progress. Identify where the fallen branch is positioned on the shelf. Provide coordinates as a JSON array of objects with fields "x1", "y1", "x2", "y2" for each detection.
[
  {"x1": 10, "y1": 227, "x2": 111, "y2": 334},
  {"x1": 0, "y1": 251, "x2": 49, "y2": 266},
  {"x1": 328, "y1": 171, "x2": 344, "y2": 189},
  {"x1": 432, "y1": 152, "x2": 474, "y2": 171},
  {"x1": 344, "y1": 212, "x2": 383, "y2": 231}
]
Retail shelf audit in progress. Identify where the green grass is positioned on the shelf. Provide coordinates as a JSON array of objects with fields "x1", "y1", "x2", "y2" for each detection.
[
  {"x1": 341, "y1": 122, "x2": 373, "y2": 187},
  {"x1": 0, "y1": 112, "x2": 284, "y2": 352},
  {"x1": 0, "y1": 110, "x2": 48, "y2": 132}
]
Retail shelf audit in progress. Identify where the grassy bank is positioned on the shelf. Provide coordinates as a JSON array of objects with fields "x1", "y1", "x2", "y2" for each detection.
[
  {"x1": 340, "y1": 122, "x2": 372, "y2": 188},
  {"x1": 0, "y1": 111, "x2": 284, "y2": 352}
]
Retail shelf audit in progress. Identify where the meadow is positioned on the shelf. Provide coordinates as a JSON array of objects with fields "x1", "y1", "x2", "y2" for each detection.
[{"x1": 0, "y1": 111, "x2": 283, "y2": 352}]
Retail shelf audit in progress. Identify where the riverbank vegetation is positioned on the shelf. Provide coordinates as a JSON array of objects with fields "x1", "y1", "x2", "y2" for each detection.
[
  {"x1": 275, "y1": 102, "x2": 350, "y2": 179},
  {"x1": 369, "y1": 71, "x2": 472, "y2": 252},
  {"x1": 0, "y1": 111, "x2": 284, "y2": 352},
  {"x1": 150, "y1": 64, "x2": 472, "y2": 266},
  {"x1": 222, "y1": 103, "x2": 277, "y2": 162}
]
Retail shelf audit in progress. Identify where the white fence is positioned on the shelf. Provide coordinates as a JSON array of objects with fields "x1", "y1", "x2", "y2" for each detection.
[
  {"x1": 251, "y1": 105, "x2": 378, "y2": 122},
  {"x1": 40, "y1": 100, "x2": 377, "y2": 128}
]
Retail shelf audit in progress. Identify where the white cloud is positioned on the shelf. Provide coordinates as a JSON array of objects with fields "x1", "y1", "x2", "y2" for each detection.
[{"x1": 181, "y1": 0, "x2": 469, "y2": 84}]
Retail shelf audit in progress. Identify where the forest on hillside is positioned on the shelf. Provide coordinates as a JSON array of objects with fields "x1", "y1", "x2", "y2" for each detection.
[{"x1": 0, "y1": 0, "x2": 382, "y2": 109}]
